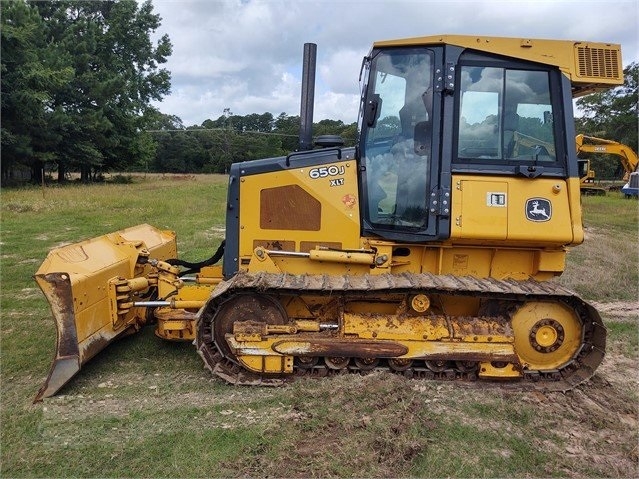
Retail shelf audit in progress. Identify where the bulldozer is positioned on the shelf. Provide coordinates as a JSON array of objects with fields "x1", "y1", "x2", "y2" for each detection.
[
  {"x1": 575, "y1": 134, "x2": 638, "y2": 195},
  {"x1": 34, "y1": 35, "x2": 624, "y2": 401}
]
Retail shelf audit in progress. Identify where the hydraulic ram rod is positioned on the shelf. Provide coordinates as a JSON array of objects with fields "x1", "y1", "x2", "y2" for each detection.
[{"x1": 133, "y1": 300, "x2": 205, "y2": 309}]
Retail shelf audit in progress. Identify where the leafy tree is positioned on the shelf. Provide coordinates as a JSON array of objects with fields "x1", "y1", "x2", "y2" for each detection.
[
  {"x1": 1, "y1": 0, "x2": 73, "y2": 183},
  {"x1": 314, "y1": 118, "x2": 357, "y2": 146},
  {"x1": 1, "y1": 0, "x2": 172, "y2": 184},
  {"x1": 273, "y1": 112, "x2": 301, "y2": 151},
  {"x1": 339, "y1": 122, "x2": 358, "y2": 145},
  {"x1": 576, "y1": 62, "x2": 638, "y2": 149},
  {"x1": 575, "y1": 62, "x2": 638, "y2": 179},
  {"x1": 248, "y1": 112, "x2": 275, "y2": 132},
  {"x1": 147, "y1": 110, "x2": 184, "y2": 131}
]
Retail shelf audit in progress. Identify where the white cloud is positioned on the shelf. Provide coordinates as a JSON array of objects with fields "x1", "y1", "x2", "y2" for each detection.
[
  {"x1": 149, "y1": 0, "x2": 639, "y2": 127},
  {"x1": 320, "y1": 49, "x2": 364, "y2": 95}
]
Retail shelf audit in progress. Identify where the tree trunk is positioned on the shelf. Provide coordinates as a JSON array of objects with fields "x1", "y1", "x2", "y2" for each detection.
[
  {"x1": 81, "y1": 165, "x2": 91, "y2": 183},
  {"x1": 57, "y1": 162, "x2": 66, "y2": 183},
  {"x1": 32, "y1": 164, "x2": 43, "y2": 185},
  {"x1": 1, "y1": 161, "x2": 9, "y2": 183}
]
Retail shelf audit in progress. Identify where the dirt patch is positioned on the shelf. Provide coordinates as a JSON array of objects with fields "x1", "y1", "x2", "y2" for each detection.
[
  {"x1": 17, "y1": 258, "x2": 40, "y2": 265},
  {"x1": 224, "y1": 373, "x2": 435, "y2": 478},
  {"x1": 541, "y1": 371, "x2": 638, "y2": 477},
  {"x1": 202, "y1": 226, "x2": 226, "y2": 239},
  {"x1": 31, "y1": 331, "x2": 638, "y2": 477},
  {"x1": 591, "y1": 300, "x2": 639, "y2": 319}
]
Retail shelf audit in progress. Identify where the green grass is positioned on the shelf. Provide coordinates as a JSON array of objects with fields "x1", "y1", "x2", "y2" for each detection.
[
  {"x1": 559, "y1": 192, "x2": 639, "y2": 301},
  {"x1": 606, "y1": 321, "x2": 639, "y2": 357},
  {"x1": 415, "y1": 424, "x2": 551, "y2": 477},
  {"x1": 580, "y1": 192, "x2": 639, "y2": 235},
  {"x1": 1, "y1": 175, "x2": 637, "y2": 478}
]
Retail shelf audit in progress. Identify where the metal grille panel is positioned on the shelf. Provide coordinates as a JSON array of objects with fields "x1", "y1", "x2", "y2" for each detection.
[{"x1": 576, "y1": 47, "x2": 620, "y2": 79}]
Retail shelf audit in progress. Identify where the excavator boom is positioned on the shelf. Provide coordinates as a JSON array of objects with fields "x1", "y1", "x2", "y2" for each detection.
[
  {"x1": 575, "y1": 134, "x2": 639, "y2": 194},
  {"x1": 576, "y1": 134, "x2": 638, "y2": 180}
]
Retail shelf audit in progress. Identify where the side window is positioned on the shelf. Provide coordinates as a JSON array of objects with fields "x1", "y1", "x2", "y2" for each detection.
[
  {"x1": 459, "y1": 66, "x2": 502, "y2": 158},
  {"x1": 457, "y1": 66, "x2": 557, "y2": 162},
  {"x1": 506, "y1": 70, "x2": 556, "y2": 161}
]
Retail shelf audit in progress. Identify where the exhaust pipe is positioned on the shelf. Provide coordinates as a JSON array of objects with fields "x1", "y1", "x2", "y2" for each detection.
[{"x1": 299, "y1": 42, "x2": 317, "y2": 151}]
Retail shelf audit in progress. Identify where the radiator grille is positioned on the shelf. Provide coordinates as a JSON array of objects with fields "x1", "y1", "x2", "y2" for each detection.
[{"x1": 576, "y1": 46, "x2": 620, "y2": 79}]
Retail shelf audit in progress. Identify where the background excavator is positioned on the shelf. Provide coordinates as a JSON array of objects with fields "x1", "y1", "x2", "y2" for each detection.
[
  {"x1": 34, "y1": 35, "x2": 624, "y2": 401},
  {"x1": 575, "y1": 134, "x2": 638, "y2": 195}
]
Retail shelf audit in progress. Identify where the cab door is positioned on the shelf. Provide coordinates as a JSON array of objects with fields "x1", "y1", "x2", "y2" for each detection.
[{"x1": 359, "y1": 46, "x2": 449, "y2": 242}]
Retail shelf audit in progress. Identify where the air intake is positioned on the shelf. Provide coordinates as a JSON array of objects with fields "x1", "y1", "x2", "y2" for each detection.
[{"x1": 576, "y1": 46, "x2": 621, "y2": 79}]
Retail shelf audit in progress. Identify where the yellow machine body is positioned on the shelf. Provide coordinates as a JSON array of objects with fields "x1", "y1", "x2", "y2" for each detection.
[
  {"x1": 237, "y1": 163, "x2": 578, "y2": 279},
  {"x1": 34, "y1": 34, "x2": 622, "y2": 400},
  {"x1": 34, "y1": 224, "x2": 178, "y2": 401},
  {"x1": 374, "y1": 35, "x2": 623, "y2": 97}
]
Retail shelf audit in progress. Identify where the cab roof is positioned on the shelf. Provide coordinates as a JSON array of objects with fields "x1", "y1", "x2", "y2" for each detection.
[{"x1": 373, "y1": 34, "x2": 623, "y2": 97}]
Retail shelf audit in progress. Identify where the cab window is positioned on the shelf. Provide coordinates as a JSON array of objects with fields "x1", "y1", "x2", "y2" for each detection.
[{"x1": 457, "y1": 66, "x2": 557, "y2": 163}]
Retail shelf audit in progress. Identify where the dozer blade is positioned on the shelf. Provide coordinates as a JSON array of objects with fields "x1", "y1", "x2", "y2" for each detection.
[{"x1": 34, "y1": 224, "x2": 177, "y2": 402}]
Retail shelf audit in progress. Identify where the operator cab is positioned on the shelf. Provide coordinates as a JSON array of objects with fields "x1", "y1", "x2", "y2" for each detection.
[{"x1": 358, "y1": 41, "x2": 571, "y2": 243}]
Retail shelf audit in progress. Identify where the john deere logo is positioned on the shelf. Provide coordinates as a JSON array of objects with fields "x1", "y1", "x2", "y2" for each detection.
[{"x1": 526, "y1": 198, "x2": 552, "y2": 222}]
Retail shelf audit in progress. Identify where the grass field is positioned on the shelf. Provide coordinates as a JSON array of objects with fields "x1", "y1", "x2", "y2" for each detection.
[{"x1": 1, "y1": 174, "x2": 637, "y2": 478}]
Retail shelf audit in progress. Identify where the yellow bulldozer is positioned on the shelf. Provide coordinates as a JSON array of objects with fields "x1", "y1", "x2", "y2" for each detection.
[
  {"x1": 575, "y1": 134, "x2": 638, "y2": 195},
  {"x1": 34, "y1": 35, "x2": 624, "y2": 401}
]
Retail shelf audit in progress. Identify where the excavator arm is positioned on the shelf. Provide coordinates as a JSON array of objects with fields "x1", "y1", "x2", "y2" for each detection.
[{"x1": 576, "y1": 134, "x2": 639, "y2": 181}]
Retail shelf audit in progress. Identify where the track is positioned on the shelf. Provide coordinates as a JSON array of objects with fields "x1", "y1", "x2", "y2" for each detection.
[{"x1": 195, "y1": 271, "x2": 606, "y2": 392}]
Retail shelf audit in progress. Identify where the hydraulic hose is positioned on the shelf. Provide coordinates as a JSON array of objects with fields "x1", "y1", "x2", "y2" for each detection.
[{"x1": 167, "y1": 240, "x2": 225, "y2": 275}]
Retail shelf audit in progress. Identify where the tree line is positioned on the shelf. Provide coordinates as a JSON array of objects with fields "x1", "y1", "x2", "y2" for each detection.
[
  {"x1": 575, "y1": 62, "x2": 638, "y2": 180},
  {"x1": 0, "y1": 0, "x2": 356, "y2": 184},
  {"x1": 1, "y1": 0, "x2": 636, "y2": 185},
  {"x1": 146, "y1": 110, "x2": 357, "y2": 175}
]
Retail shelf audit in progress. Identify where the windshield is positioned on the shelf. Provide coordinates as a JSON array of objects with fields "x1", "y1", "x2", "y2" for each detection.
[{"x1": 361, "y1": 48, "x2": 434, "y2": 231}]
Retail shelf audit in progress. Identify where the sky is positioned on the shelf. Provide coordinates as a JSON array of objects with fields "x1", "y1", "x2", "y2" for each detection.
[{"x1": 148, "y1": 0, "x2": 639, "y2": 127}]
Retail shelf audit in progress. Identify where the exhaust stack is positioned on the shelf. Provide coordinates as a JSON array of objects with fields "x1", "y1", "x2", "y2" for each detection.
[{"x1": 299, "y1": 43, "x2": 317, "y2": 151}]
